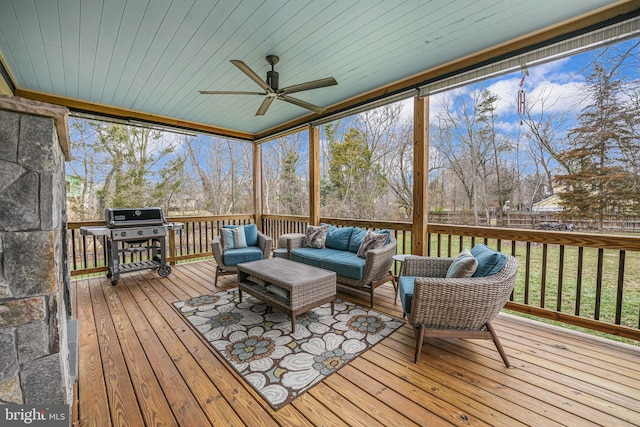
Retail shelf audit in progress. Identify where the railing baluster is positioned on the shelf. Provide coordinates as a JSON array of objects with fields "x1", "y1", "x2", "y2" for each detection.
[
  {"x1": 595, "y1": 248, "x2": 604, "y2": 320},
  {"x1": 82, "y1": 234, "x2": 88, "y2": 270},
  {"x1": 71, "y1": 229, "x2": 78, "y2": 271},
  {"x1": 541, "y1": 243, "x2": 548, "y2": 308},
  {"x1": 575, "y1": 247, "x2": 584, "y2": 316},
  {"x1": 615, "y1": 250, "x2": 625, "y2": 325},
  {"x1": 525, "y1": 242, "x2": 531, "y2": 305},
  {"x1": 557, "y1": 245, "x2": 564, "y2": 312}
]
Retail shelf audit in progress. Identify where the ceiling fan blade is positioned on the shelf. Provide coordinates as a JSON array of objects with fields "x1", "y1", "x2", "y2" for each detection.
[
  {"x1": 199, "y1": 90, "x2": 264, "y2": 95},
  {"x1": 280, "y1": 77, "x2": 338, "y2": 95},
  {"x1": 256, "y1": 96, "x2": 275, "y2": 116},
  {"x1": 231, "y1": 60, "x2": 274, "y2": 93},
  {"x1": 279, "y1": 94, "x2": 325, "y2": 114}
]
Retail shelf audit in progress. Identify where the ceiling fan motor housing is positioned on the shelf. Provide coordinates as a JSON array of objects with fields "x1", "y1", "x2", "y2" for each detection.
[{"x1": 267, "y1": 70, "x2": 279, "y2": 91}]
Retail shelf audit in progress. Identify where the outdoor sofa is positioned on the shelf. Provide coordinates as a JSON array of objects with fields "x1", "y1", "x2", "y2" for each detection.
[{"x1": 283, "y1": 225, "x2": 396, "y2": 307}]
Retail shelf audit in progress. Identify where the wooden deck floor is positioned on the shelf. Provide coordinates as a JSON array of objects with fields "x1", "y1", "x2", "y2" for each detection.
[{"x1": 72, "y1": 259, "x2": 640, "y2": 426}]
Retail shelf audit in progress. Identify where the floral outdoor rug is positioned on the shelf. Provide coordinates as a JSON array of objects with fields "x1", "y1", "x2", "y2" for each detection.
[{"x1": 173, "y1": 289, "x2": 403, "y2": 410}]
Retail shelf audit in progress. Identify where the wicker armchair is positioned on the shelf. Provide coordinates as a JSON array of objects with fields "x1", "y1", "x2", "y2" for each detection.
[
  {"x1": 211, "y1": 228, "x2": 272, "y2": 286},
  {"x1": 399, "y1": 254, "x2": 518, "y2": 366}
]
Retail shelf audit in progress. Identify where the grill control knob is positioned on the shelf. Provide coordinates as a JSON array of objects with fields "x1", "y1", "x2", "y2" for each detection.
[
  {"x1": 121, "y1": 231, "x2": 127, "y2": 237},
  {"x1": 137, "y1": 229, "x2": 144, "y2": 235},
  {"x1": 153, "y1": 229, "x2": 159, "y2": 234}
]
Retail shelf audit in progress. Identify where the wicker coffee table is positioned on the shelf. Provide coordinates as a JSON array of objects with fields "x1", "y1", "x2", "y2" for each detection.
[{"x1": 237, "y1": 258, "x2": 336, "y2": 332}]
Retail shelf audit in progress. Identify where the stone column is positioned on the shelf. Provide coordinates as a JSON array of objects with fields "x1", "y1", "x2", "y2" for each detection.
[{"x1": 0, "y1": 96, "x2": 73, "y2": 405}]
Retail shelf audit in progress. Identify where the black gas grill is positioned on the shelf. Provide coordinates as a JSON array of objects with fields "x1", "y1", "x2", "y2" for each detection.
[{"x1": 80, "y1": 208, "x2": 183, "y2": 285}]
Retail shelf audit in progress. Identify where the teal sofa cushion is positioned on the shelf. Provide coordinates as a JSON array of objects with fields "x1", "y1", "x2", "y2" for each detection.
[
  {"x1": 320, "y1": 251, "x2": 365, "y2": 280},
  {"x1": 470, "y1": 244, "x2": 507, "y2": 277},
  {"x1": 223, "y1": 224, "x2": 258, "y2": 246},
  {"x1": 348, "y1": 228, "x2": 368, "y2": 253},
  {"x1": 325, "y1": 226, "x2": 353, "y2": 251},
  {"x1": 398, "y1": 276, "x2": 416, "y2": 314},
  {"x1": 290, "y1": 248, "x2": 344, "y2": 269},
  {"x1": 223, "y1": 246, "x2": 263, "y2": 266}
]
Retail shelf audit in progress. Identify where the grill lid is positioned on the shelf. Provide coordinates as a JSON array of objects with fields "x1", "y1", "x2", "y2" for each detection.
[{"x1": 105, "y1": 207, "x2": 166, "y2": 227}]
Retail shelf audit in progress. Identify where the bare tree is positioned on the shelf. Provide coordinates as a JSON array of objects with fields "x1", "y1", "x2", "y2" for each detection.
[{"x1": 262, "y1": 133, "x2": 309, "y2": 215}]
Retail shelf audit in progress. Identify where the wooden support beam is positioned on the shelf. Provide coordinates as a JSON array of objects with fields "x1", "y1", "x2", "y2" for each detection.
[
  {"x1": 253, "y1": 143, "x2": 263, "y2": 230},
  {"x1": 412, "y1": 96, "x2": 429, "y2": 255},
  {"x1": 15, "y1": 89, "x2": 255, "y2": 142},
  {"x1": 309, "y1": 126, "x2": 321, "y2": 226}
]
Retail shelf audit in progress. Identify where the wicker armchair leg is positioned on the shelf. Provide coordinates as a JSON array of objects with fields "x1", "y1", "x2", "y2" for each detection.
[
  {"x1": 414, "y1": 324, "x2": 426, "y2": 363},
  {"x1": 487, "y1": 322, "x2": 511, "y2": 368},
  {"x1": 214, "y1": 268, "x2": 220, "y2": 287}
]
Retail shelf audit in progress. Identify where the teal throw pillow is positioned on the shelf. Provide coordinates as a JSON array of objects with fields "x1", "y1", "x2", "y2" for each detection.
[
  {"x1": 326, "y1": 226, "x2": 353, "y2": 251},
  {"x1": 348, "y1": 228, "x2": 368, "y2": 253},
  {"x1": 220, "y1": 227, "x2": 247, "y2": 251},
  {"x1": 470, "y1": 244, "x2": 507, "y2": 277},
  {"x1": 223, "y1": 224, "x2": 258, "y2": 246}
]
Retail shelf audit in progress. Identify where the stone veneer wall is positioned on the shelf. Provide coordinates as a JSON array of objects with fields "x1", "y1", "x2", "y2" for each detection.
[{"x1": 0, "y1": 97, "x2": 73, "y2": 405}]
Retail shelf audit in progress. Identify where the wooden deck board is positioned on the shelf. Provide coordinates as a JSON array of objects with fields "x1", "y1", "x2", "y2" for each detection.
[{"x1": 73, "y1": 259, "x2": 640, "y2": 426}]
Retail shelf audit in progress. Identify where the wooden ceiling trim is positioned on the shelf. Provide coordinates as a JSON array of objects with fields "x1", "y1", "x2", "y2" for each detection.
[
  {"x1": 15, "y1": 88, "x2": 256, "y2": 141},
  {"x1": 255, "y1": 0, "x2": 640, "y2": 140},
  {"x1": 0, "y1": 52, "x2": 16, "y2": 95}
]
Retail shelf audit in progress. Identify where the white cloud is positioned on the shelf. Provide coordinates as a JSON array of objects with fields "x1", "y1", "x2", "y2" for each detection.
[{"x1": 486, "y1": 75, "x2": 588, "y2": 117}]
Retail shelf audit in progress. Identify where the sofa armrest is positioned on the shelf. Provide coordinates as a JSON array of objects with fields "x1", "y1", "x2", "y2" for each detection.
[
  {"x1": 286, "y1": 234, "x2": 306, "y2": 251},
  {"x1": 402, "y1": 256, "x2": 453, "y2": 278},
  {"x1": 211, "y1": 237, "x2": 224, "y2": 266},
  {"x1": 360, "y1": 236, "x2": 397, "y2": 285},
  {"x1": 257, "y1": 231, "x2": 273, "y2": 259}
]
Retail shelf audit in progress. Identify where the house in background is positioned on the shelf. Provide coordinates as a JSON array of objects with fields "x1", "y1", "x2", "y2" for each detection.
[{"x1": 532, "y1": 194, "x2": 564, "y2": 213}]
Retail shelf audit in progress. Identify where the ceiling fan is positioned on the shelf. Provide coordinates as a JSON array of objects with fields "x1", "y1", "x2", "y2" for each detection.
[{"x1": 199, "y1": 55, "x2": 337, "y2": 116}]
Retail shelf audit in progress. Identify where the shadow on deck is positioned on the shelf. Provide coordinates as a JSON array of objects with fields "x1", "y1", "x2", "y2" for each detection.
[{"x1": 72, "y1": 259, "x2": 640, "y2": 426}]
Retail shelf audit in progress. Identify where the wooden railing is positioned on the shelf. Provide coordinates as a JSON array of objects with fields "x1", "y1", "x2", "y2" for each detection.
[
  {"x1": 67, "y1": 215, "x2": 254, "y2": 276},
  {"x1": 68, "y1": 214, "x2": 640, "y2": 341},
  {"x1": 263, "y1": 215, "x2": 640, "y2": 341}
]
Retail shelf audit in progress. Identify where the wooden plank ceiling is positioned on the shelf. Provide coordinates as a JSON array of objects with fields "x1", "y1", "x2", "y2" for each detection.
[{"x1": 0, "y1": 0, "x2": 637, "y2": 140}]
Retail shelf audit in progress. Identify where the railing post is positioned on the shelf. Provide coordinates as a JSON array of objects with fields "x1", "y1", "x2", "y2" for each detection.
[
  {"x1": 412, "y1": 95, "x2": 429, "y2": 255},
  {"x1": 309, "y1": 125, "x2": 321, "y2": 226},
  {"x1": 253, "y1": 142, "x2": 263, "y2": 231}
]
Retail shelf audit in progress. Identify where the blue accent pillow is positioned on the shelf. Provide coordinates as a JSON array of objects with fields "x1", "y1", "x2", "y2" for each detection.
[
  {"x1": 325, "y1": 226, "x2": 353, "y2": 251},
  {"x1": 470, "y1": 244, "x2": 507, "y2": 277},
  {"x1": 348, "y1": 228, "x2": 368, "y2": 253},
  {"x1": 220, "y1": 227, "x2": 247, "y2": 251},
  {"x1": 223, "y1": 224, "x2": 258, "y2": 246}
]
